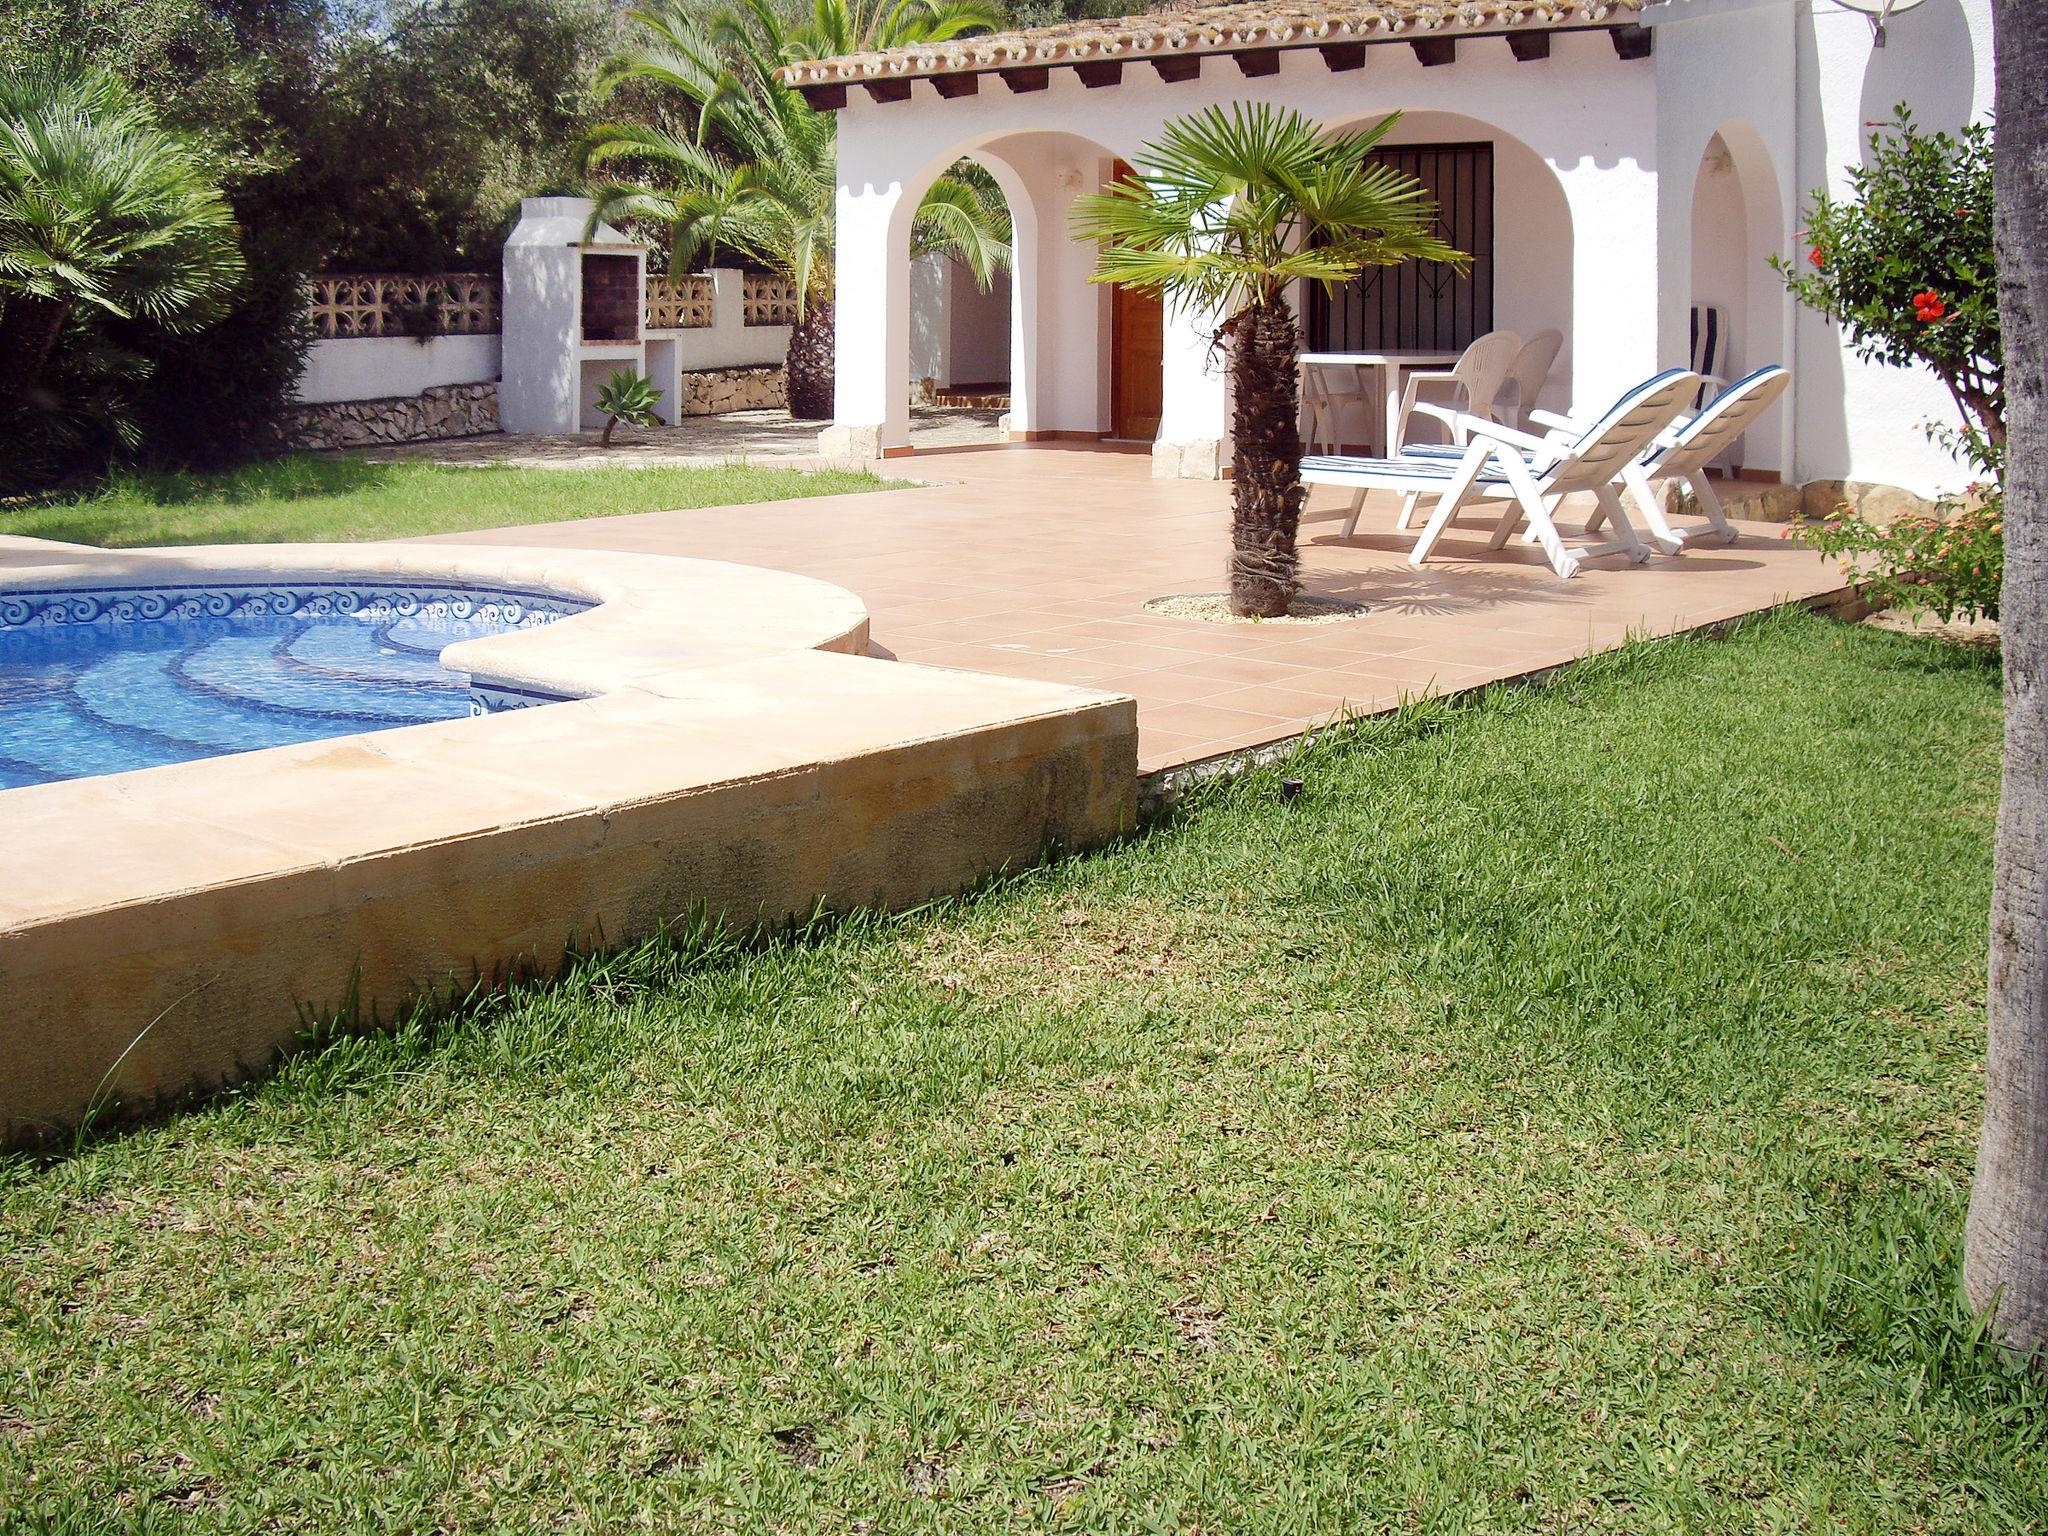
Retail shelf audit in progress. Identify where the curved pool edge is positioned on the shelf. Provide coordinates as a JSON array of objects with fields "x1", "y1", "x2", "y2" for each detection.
[
  {"x1": 1, "y1": 536, "x2": 1137, "y2": 1148},
  {"x1": 0, "y1": 539, "x2": 874, "y2": 701}
]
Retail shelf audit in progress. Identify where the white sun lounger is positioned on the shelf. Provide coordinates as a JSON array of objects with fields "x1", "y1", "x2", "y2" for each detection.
[
  {"x1": 1299, "y1": 369, "x2": 1702, "y2": 579},
  {"x1": 1541, "y1": 365, "x2": 1792, "y2": 553}
]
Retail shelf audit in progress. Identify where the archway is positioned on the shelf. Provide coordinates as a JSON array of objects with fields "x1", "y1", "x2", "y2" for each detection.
[
  {"x1": 885, "y1": 129, "x2": 1133, "y2": 451},
  {"x1": 906, "y1": 157, "x2": 1016, "y2": 446},
  {"x1": 1687, "y1": 119, "x2": 1788, "y2": 474}
]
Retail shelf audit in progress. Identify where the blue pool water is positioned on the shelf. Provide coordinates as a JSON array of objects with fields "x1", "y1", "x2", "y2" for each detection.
[{"x1": 0, "y1": 582, "x2": 585, "y2": 790}]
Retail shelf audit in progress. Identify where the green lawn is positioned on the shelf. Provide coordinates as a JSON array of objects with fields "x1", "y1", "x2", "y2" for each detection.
[
  {"x1": 2, "y1": 614, "x2": 2038, "y2": 1533},
  {"x1": 0, "y1": 454, "x2": 888, "y2": 547}
]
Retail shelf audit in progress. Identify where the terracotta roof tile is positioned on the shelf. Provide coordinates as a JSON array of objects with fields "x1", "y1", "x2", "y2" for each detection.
[{"x1": 777, "y1": 0, "x2": 1646, "y2": 87}]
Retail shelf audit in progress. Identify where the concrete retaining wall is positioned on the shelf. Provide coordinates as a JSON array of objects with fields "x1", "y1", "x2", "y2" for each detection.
[{"x1": 296, "y1": 333, "x2": 502, "y2": 405}]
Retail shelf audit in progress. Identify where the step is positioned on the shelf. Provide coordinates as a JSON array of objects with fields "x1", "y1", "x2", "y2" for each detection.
[{"x1": 177, "y1": 634, "x2": 461, "y2": 725}]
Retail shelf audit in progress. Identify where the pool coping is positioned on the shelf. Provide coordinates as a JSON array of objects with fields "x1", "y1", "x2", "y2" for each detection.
[{"x1": 2, "y1": 539, "x2": 1138, "y2": 1144}]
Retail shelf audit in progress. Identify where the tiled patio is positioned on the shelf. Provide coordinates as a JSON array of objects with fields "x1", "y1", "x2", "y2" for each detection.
[{"x1": 426, "y1": 443, "x2": 1851, "y2": 776}]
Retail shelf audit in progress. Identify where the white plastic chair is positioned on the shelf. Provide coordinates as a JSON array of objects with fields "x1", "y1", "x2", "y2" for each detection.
[
  {"x1": 1495, "y1": 329, "x2": 1563, "y2": 429},
  {"x1": 1299, "y1": 370, "x2": 1702, "y2": 578},
  {"x1": 1391, "y1": 330, "x2": 1522, "y2": 447},
  {"x1": 1303, "y1": 362, "x2": 1381, "y2": 454}
]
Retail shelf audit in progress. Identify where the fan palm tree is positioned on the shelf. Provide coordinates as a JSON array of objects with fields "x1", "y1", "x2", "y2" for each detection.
[
  {"x1": 0, "y1": 61, "x2": 242, "y2": 406},
  {"x1": 583, "y1": 0, "x2": 1010, "y2": 420},
  {"x1": 1073, "y1": 105, "x2": 1461, "y2": 618}
]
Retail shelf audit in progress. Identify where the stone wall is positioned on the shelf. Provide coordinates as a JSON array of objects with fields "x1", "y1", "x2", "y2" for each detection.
[
  {"x1": 287, "y1": 381, "x2": 499, "y2": 450},
  {"x1": 680, "y1": 365, "x2": 785, "y2": 416}
]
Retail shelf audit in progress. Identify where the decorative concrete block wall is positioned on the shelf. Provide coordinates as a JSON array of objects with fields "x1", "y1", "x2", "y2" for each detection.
[{"x1": 288, "y1": 206, "x2": 807, "y2": 443}]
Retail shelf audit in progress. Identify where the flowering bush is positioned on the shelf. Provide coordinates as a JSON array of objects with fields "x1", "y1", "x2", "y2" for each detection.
[
  {"x1": 1792, "y1": 483, "x2": 2004, "y2": 624},
  {"x1": 1776, "y1": 108, "x2": 1999, "y2": 444},
  {"x1": 1777, "y1": 109, "x2": 2003, "y2": 625}
]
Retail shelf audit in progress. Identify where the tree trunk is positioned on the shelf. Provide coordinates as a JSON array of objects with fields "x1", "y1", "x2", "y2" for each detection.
[
  {"x1": 785, "y1": 300, "x2": 835, "y2": 421},
  {"x1": 0, "y1": 294, "x2": 70, "y2": 406},
  {"x1": 1965, "y1": 0, "x2": 2048, "y2": 1370},
  {"x1": 601, "y1": 415, "x2": 618, "y2": 449},
  {"x1": 1226, "y1": 296, "x2": 1306, "y2": 618}
]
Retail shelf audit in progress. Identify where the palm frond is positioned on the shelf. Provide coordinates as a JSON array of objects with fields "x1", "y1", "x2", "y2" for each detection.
[
  {"x1": 1073, "y1": 102, "x2": 1466, "y2": 318},
  {"x1": 585, "y1": 0, "x2": 1007, "y2": 308},
  {"x1": 0, "y1": 58, "x2": 241, "y2": 330}
]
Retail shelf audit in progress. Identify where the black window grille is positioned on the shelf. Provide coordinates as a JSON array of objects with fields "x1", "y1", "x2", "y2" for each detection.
[{"x1": 1310, "y1": 142, "x2": 1495, "y2": 352}]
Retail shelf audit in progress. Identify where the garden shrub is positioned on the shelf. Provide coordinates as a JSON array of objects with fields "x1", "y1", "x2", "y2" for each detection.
[{"x1": 1776, "y1": 109, "x2": 2004, "y2": 625}]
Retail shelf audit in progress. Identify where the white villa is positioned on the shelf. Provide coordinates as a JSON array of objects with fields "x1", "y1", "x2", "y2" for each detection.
[{"x1": 782, "y1": 0, "x2": 1994, "y2": 497}]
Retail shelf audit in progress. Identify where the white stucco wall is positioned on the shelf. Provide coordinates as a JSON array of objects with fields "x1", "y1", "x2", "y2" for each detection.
[
  {"x1": 502, "y1": 198, "x2": 611, "y2": 435},
  {"x1": 830, "y1": 1, "x2": 1992, "y2": 489},
  {"x1": 656, "y1": 269, "x2": 792, "y2": 370},
  {"x1": 909, "y1": 254, "x2": 947, "y2": 386},
  {"x1": 908, "y1": 255, "x2": 1009, "y2": 388},
  {"x1": 294, "y1": 334, "x2": 501, "y2": 405},
  {"x1": 1652, "y1": 0, "x2": 1994, "y2": 493},
  {"x1": 1688, "y1": 141, "x2": 1751, "y2": 363},
  {"x1": 1799, "y1": 0, "x2": 1992, "y2": 493},
  {"x1": 830, "y1": 30, "x2": 1660, "y2": 460}
]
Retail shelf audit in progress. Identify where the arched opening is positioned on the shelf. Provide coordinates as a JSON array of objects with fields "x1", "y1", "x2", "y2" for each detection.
[
  {"x1": 1303, "y1": 110, "x2": 1575, "y2": 450},
  {"x1": 888, "y1": 129, "x2": 1132, "y2": 452},
  {"x1": 1688, "y1": 120, "x2": 1788, "y2": 474},
  {"x1": 907, "y1": 157, "x2": 1016, "y2": 447}
]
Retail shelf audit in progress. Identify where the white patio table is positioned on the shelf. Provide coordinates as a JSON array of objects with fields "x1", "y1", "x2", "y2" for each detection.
[{"x1": 1300, "y1": 349, "x2": 1462, "y2": 456}]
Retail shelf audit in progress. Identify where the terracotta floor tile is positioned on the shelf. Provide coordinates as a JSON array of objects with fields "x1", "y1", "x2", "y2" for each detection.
[
  {"x1": 1201, "y1": 683, "x2": 1376, "y2": 721},
  {"x1": 1091, "y1": 668, "x2": 1241, "y2": 705},
  {"x1": 1140, "y1": 699, "x2": 1298, "y2": 740},
  {"x1": 1152, "y1": 653, "x2": 1318, "y2": 688},
  {"x1": 1070, "y1": 639, "x2": 1227, "y2": 673},
  {"x1": 427, "y1": 443, "x2": 1850, "y2": 777}
]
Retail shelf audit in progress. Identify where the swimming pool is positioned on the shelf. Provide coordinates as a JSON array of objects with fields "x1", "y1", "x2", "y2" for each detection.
[{"x1": 0, "y1": 582, "x2": 588, "y2": 789}]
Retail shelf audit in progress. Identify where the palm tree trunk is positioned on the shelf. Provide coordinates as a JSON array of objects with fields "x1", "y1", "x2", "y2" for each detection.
[
  {"x1": 1965, "y1": 0, "x2": 2048, "y2": 1370},
  {"x1": 1227, "y1": 295, "x2": 1306, "y2": 618},
  {"x1": 0, "y1": 295, "x2": 70, "y2": 405},
  {"x1": 785, "y1": 300, "x2": 835, "y2": 421}
]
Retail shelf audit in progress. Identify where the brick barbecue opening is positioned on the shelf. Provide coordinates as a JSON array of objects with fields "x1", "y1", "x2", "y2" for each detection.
[{"x1": 582, "y1": 253, "x2": 640, "y2": 343}]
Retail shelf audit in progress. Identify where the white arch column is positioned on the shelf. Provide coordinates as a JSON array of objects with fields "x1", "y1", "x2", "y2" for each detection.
[
  {"x1": 823, "y1": 175, "x2": 912, "y2": 458},
  {"x1": 1561, "y1": 153, "x2": 1663, "y2": 417},
  {"x1": 1154, "y1": 297, "x2": 1228, "y2": 479}
]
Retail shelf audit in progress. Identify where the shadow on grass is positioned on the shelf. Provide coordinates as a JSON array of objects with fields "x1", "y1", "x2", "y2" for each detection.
[{"x1": 92, "y1": 454, "x2": 398, "y2": 507}]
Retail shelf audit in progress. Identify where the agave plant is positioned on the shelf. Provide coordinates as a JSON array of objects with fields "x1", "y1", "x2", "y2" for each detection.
[
  {"x1": 582, "y1": 0, "x2": 1010, "y2": 420},
  {"x1": 0, "y1": 61, "x2": 242, "y2": 406},
  {"x1": 1073, "y1": 105, "x2": 1461, "y2": 617},
  {"x1": 595, "y1": 367, "x2": 664, "y2": 447}
]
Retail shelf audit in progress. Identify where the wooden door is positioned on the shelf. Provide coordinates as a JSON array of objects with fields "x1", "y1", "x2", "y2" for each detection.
[
  {"x1": 1108, "y1": 159, "x2": 1164, "y2": 441},
  {"x1": 1111, "y1": 284, "x2": 1164, "y2": 440}
]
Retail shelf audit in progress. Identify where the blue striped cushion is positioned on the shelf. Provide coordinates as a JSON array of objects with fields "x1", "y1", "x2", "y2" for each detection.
[{"x1": 1299, "y1": 453, "x2": 1514, "y2": 489}]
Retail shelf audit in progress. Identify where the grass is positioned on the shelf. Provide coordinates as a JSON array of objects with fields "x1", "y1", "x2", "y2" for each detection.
[
  {"x1": 0, "y1": 454, "x2": 889, "y2": 548},
  {"x1": 0, "y1": 612, "x2": 2038, "y2": 1533}
]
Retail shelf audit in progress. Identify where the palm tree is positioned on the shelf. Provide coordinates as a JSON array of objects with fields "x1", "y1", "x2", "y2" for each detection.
[
  {"x1": 0, "y1": 61, "x2": 242, "y2": 406},
  {"x1": 1965, "y1": 0, "x2": 2047, "y2": 1371},
  {"x1": 1073, "y1": 105, "x2": 1460, "y2": 618},
  {"x1": 583, "y1": 0, "x2": 1010, "y2": 420}
]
